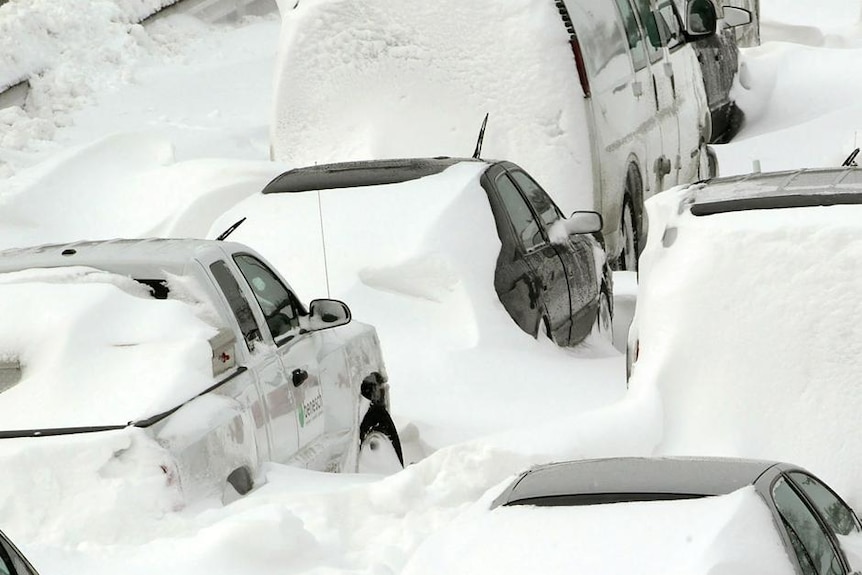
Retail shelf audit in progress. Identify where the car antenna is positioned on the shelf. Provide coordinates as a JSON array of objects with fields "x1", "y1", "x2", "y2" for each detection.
[
  {"x1": 216, "y1": 217, "x2": 247, "y2": 241},
  {"x1": 472, "y1": 113, "x2": 489, "y2": 159},
  {"x1": 842, "y1": 148, "x2": 860, "y2": 167}
]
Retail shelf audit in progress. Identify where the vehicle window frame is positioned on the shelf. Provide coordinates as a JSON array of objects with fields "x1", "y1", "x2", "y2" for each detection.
[
  {"x1": 210, "y1": 259, "x2": 264, "y2": 352},
  {"x1": 507, "y1": 169, "x2": 563, "y2": 229},
  {"x1": 233, "y1": 253, "x2": 306, "y2": 346},
  {"x1": 656, "y1": 0, "x2": 686, "y2": 52},
  {"x1": 493, "y1": 172, "x2": 548, "y2": 253},
  {"x1": 613, "y1": 0, "x2": 649, "y2": 71},
  {"x1": 771, "y1": 475, "x2": 849, "y2": 575},
  {"x1": 787, "y1": 472, "x2": 862, "y2": 537},
  {"x1": 632, "y1": 0, "x2": 665, "y2": 63}
]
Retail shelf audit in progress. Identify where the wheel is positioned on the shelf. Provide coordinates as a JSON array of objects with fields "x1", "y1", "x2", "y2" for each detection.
[
  {"x1": 358, "y1": 405, "x2": 404, "y2": 473},
  {"x1": 595, "y1": 289, "x2": 612, "y2": 338},
  {"x1": 617, "y1": 197, "x2": 638, "y2": 271}
]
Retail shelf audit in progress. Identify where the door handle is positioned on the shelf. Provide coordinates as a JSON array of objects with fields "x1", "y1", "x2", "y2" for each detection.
[{"x1": 292, "y1": 368, "x2": 308, "y2": 387}]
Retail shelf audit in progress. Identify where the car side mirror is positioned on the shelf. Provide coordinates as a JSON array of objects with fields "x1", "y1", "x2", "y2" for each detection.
[
  {"x1": 683, "y1": 0, "x2": 718, "y2": 39},
  {"x1": 565, "y1": 211, "x2": 603, "y2": 235},
  {"x1": 308, "y1": 298, "x2": 351, "y2": 331},
  {"x1": 722, "y1": 6, "x2": 752, "y2": 28}
]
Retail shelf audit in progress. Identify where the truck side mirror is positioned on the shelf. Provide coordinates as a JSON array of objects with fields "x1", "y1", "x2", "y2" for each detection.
[
  {"x1": 308, "y1": 298, "x2": 351, "y2": 330},
  {"x1": 722, "y1": 6, "x2": 752, "y2": 28},
  {"x1": 683, "y1": 0, "x2": 718, "y2": 39}
]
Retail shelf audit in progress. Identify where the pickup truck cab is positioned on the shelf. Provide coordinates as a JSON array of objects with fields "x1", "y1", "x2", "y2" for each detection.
[{"x1": 0, "y1": 238, "x2": 401, "y2": 504}]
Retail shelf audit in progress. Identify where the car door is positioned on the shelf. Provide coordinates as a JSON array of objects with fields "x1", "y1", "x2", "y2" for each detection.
[
  {"x1": 204, "y1": 257, "x2": 284, "y2": 464},
  {"x1": 508, "y1": 168, "x2": 600, "y2": 345},
  {"x1": 485, "y1": 165, "x2": 572, "y2": 343},
  {"x1": 233, "y1": 253, "x2": 323, "y2": 463},
  {"x1": 634, "y1": 0, "x2": 681, "y2": 189}
]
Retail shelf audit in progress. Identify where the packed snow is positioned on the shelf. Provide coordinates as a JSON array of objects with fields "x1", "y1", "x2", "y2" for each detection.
[{"x1": 0, "y1": 0, "x2": 860, "y2": 573}]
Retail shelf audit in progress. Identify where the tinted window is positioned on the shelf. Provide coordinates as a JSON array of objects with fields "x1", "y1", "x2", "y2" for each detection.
[
  {"x1": 234, "y1": 254, "x2": 301, "y2": 342},
  {"x1": 614, "y1": 0, "x2": 648, "y2": 70},
  {"x1": 633, "y1": 0, "x2": 664, "y2": 60},
  {"x1": 495, "y1": 174, "x2": 543, "y2": 250},
  {"x1": 657, "y1": 1, "x2": 685, "y2": 50},
  {"x1": 210, "y1": 260, "x2": 262, "y2": 351},
  {"x1": 773, "y1": 478, "x2": 845, "y2": 575},
  {"x1": 509, "y1": 170, "x2": 560, "y2": 230},
  {"x1": 790, "y1": 472, "x2": 861, "y2": 537}
]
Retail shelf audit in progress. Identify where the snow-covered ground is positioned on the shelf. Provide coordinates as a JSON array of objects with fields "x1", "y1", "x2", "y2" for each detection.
[{"x1": 0, "y1": 0, "x2": 861, "y2": 573}]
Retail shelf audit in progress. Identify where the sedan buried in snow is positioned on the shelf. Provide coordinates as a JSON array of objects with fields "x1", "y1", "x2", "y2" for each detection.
[
  {"x1": 403, "y1": 457, "x2": 862, "y2": 575},
  {"x1": 256, "y1": 157, "x2": 613, "y2": 347}
]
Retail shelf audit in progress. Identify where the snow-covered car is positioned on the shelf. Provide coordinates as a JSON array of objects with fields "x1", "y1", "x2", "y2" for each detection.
[
  {"x1": 271, "y1": 0, "x2": 725, "y2": 271},
  {"x1": 403, "y1": 457, "x2": 862, "y2": 575},
  {"x1": 627, "y1": 167, "x2": 862, "y2": 494},
  {"x1": 0, "y1": 238, "x2": 401, "y2": 511},
  {"x1": 0, "y1": 527, "x2": 39, "y2": 575},
  {"x1": 257, "y1": 157, "x2": 611, "y2": 347}
]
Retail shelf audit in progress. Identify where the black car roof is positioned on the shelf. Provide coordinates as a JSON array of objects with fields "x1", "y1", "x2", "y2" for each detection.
[
  {"x1": 492, "y1": 457, "x2": 779, "y2": 508},
  {"x1": 261, "y1": 157, "x2": 485, "y2": 194},
  {"x1": 690, "y1": 167, "x2": 862, "y2": 216}
]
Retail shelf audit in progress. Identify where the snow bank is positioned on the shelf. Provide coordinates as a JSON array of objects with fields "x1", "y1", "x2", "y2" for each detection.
[
  {"x1": 632, "y1": 186, "x2": 862, "y2": 502},
  {"x1": 271, "y1": 0, "x2": 594, "y2": 214},
  {"x1": 402, "y1": 486, "x2": 792, "y2": 575},
  {"x1": 0, "y1": 266, "x2": 218, "y2": 428}
]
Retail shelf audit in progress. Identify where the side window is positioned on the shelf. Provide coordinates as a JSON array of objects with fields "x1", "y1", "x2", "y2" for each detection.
[
  {"x1": 789, "y1": 472, "x2": 861, "y2": 537},
  {"x1": 633, "y1": 0, "x2": 665, "y2": 60},
  {"x1": 509, "y1": 170, "x2": 560, "y2": 230},
  {"x1": 210, "y1": 260, "x2": 262, "y2": 351},
  {"x1": 495, "y1": 174, "x2": 543, "y2": 250},
  {"x1": 613, "y1": 0, "x2": 648, "y2": 70},
  {"x1": 657, "y1": 1, "x2": 685, "y2": 50},
  {"x1": 773, "y1": 477, "x2": 845, "y2": 575},
  {"x1": 234, "y1": 254, "x2": 301, "y2": 342}
]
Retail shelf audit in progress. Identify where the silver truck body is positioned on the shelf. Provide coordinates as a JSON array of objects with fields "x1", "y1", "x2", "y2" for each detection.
[{"x1": 0, "y1": 238, "x2": 392, "y2": 503}]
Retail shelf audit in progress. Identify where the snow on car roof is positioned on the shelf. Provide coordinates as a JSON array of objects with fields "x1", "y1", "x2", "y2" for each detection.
[
  {"x1": 690, "y1": 167, "x2": 862, "y2": 215},
  {"x1": 262, "y1": 157, "x2": 483, "y2": 194},
  {"x1": 494, "y1": 457, "x2": 777, "y2": 506},
  {"x1": 402, "y1": 485, "x2": 793, "y2": 575},
  {"x1": 0, "y1": 265, "x2": 220, "y2": 430}
]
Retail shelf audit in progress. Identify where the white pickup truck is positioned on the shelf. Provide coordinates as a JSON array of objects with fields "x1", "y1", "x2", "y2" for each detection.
[{"x1": 0, "y1": 238, "x2": 401, "y2": 505}]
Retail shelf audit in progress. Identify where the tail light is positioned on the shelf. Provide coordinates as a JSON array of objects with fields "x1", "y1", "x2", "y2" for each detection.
[{"x1": 570, "y1": 37, "x2": 591, "y2": 98}]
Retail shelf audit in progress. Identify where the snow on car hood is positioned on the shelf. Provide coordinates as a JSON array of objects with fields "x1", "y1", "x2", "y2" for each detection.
[
  {"x1": 0, "y1": 266, "x2": 218, "y2": 430},
  {"x1": 401, "y1": 486, "x2": 793, "y2": 575},
  {"x1": 632, "y1": 184, "x2": 862, "y2": 497}
]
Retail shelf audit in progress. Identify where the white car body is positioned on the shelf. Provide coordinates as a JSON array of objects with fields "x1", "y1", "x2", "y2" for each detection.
[{"x1": 0, "y1": 239, "x2": 395, "y2": 507}]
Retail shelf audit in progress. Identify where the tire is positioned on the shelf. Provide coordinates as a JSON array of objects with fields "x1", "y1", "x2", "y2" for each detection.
[
  {"x1": 617, "y1": 197, "x2": 638, "y2": 271},
  {"x1": 595, "y1": 289, "x2": 612, "y2": 339},
  {"x1": 358, "y1": 405, "x2": 404, "y2": 472}
]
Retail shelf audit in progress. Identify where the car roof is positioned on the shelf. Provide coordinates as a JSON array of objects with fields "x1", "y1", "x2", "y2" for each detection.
[
  {"x1": 0, "y1": 238, "x2": 239, "y2": 278},
  {"x1": 261, "y1": 157, "x2": 486, "y2": 194},
  {"x1": 492, "y1": 457, "x2": 780, "y2": 507},
  {"x1": 689, "y1": 167, "x2": 862, "y2": 216}
]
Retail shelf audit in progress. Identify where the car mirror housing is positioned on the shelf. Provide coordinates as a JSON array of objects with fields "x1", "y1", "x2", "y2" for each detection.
[
  {"x1": 565, "y1": 211, "x2": 604, "y2": 235},
  {"x1": 684, "y1": 0, "x2": 718, "y2": 39},
  {"x1": 307, "y1": 298, "x2": 351, "y2": 331},
  {"x1": 722, "y1": 6, "x2": 752, "y2": 28}
]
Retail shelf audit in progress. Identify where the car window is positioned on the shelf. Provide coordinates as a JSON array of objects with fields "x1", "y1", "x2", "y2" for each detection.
[
  {"x1": 789, "y1": 472, "x2": 861, "y2": 537},
  {"x1": 773, "y1": 477, "x2": 845, "y2": 575},
  {"x1": 632, "y1": 0, "x2": 664, "y2": 57},
  {"x1": 656, "y1": 1, "x2": 685, "y2": 50},
  {"x1": 234, "y1": 254, "x2": 302, "y2": 342},
  {"x1": 509, "y1": 170, "x2": 561, "y2": 231},
  {"x1": 210, "y1": 260, "x2": 262, "y2": 351},
  {"x1": 495, "y1": 173, "x2": 543, "y2": 250},
  {"x1": 613, "y1": 0, "x2": 648, "y2": 70}
]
